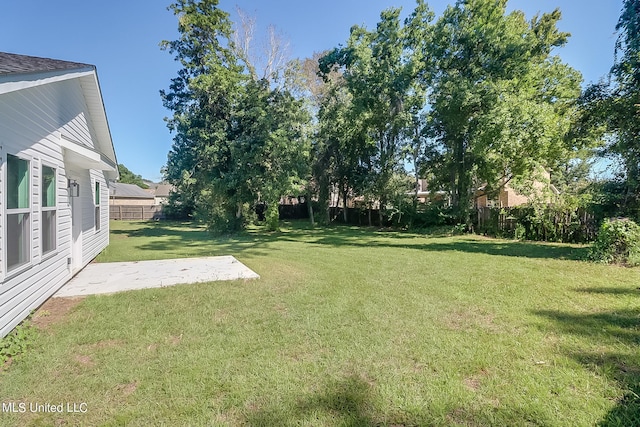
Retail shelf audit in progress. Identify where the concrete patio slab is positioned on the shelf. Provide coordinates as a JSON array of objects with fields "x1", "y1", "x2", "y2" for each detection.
[{"x1": 54, "y1": 256, "x2": 260, "y2": 297}]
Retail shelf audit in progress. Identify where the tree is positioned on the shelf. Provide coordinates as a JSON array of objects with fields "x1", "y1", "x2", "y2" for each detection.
[
  {"x1": 315, "y1": 79, "x2": 372, "y2": 223},
  {"x1": 280, "y1": 51, "x2": 341, "y2": 225},
  {"x1": 117, "y1": 164, "x2": 149, "y2": 188},
  {"x1": 161, "y1": 0, "x2": 246, "y2": 229},
  {"x1": 572, "y1": 0, "x2": 640, "y2": 220},
  {"x1": 612, "y1": 0, "x2": 640, "y2": 208},
  {"x1": 161, "y1": 0, "x2": 310, "y2": 232},
  {"x1": 318, "y1": 1, "x2": 434, "y2": 224},
  {"x1": 581, "y1": 0, "x2": 640, "y2": 216},
  {"x1": 423, "y1": 0, "x2": 582, "y2": 223},
  {"x1": 228, "y1": 79, "x2": 310, "y2": 230}
]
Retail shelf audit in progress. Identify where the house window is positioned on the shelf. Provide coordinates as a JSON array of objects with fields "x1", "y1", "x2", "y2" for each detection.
[
  {"x1": 41, "y1": 165, "x2": 56, "y2": 254},
  {"x1": 95, "y1": 181, "x2": 100, "y2": 230},
  {"x1": 7, "y1": 154, "x2": 31, "y2": 271}
]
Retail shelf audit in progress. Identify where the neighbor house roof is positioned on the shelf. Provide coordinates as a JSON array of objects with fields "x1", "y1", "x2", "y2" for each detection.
[
  {"x1": 109, "y1": 182, "x2": 154, "y2": 199},
  {"x1": 152, "y1": 184, "x2": 174, "y2": 197},
  {"x1": 0, "y1": 52, "x2": 93, "y2": 76}
]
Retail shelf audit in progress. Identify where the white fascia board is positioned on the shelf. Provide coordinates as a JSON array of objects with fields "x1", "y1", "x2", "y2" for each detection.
[
  {"x1": 0, "y1": 67, "x2": 95, "y2": 95},
  {"x1": 79, "y1": 72, "x2": 118, "y2": 173}
]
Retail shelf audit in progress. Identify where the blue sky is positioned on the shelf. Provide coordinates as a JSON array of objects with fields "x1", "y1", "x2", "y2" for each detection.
[{"x1": 1, "y1": 0, "x2": 623, "y2": 182}]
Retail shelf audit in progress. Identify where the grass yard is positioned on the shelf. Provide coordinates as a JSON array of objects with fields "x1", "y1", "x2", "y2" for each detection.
[{"x1": 1, "y1": 220, "x2": 639, "y2": 426}]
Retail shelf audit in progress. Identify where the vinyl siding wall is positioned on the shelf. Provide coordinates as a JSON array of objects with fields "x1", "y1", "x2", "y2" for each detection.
[{"x1": 0, "y1": 76, "x2": 110, "y2": 338}]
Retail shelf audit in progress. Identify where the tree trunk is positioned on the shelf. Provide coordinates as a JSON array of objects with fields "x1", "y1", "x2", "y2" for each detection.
[
  {"x1": 378, "y1": 196, "x2": 385, "y2": 227},
  {"x1": 450, "y1": 134, "x2": 473, "y2": 226},
  {"x1": 342, "y1": 187, "x2": 348, "y2": 223},
  {"x1": 412, "y1": 174, "x2": 419, "y2": 229},
  {"x1": 318, "y1": 180, "x2": 330, "y2": 225},
  {"x1": 306, "y1": 190, "x2": 315, "y2": 226}
]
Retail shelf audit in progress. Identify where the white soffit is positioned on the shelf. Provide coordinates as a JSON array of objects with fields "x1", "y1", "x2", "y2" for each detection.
[
  {"x1": 60, "y1": 136, "x2": 116, "y2": 172},
  {"x1": 0, "y1": 68, "x2": 94, "y2": 95}
]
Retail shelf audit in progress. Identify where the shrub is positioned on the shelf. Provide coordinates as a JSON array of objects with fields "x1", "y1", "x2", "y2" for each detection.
[
  {"x1": 589, "y1": 218, "x2": 640, "y2": 266},
  {"x1": 264, "y1": 203, "x2": 280, "y2": 231},
  {"x1": 1, "y1": 322, "x2": 36, "y2": 367},
  {"x1": 409, "y1": 204, "x2": 458, "y2": 228},
  {"x1": 203, "y1": 203, "x2": 255, "y2": 234}
]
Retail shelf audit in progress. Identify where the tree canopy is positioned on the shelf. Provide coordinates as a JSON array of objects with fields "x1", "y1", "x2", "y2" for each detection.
[
  {"x1": 161, "y1": 0, "x2": 592, "y2": 230},
  {"x1": 314, "y1": 0, "x2": 582, "y2": 223},
  {"x1": 117, "y1": 164, "x2": 149, "y2": 189},
  {"x1": 161, "y1": 0, "x2": 310, "y2": 231},
  {"x1": 575, "y1": 0, "x2": 640, "y2": 217}
]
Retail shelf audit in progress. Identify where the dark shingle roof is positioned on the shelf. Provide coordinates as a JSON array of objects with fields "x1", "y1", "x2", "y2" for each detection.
[
  {"x1": 109, "y1": 182, "x2": 155, "y2": 199},
  {"x1": 0, "y1": 52, "x2": 93, "y2": 76},
  {"x1": 151, "y1": 184, "x2": 174, "y2": 197}
]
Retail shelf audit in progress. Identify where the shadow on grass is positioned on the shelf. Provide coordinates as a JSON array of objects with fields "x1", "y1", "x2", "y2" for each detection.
[
  {"x1": 110, "y1": 220, "x2": 207, "y2": 239},
  {"x1": 276, "y1": 230, "x2": 588, "y2": 261},
  {"x1": 246, "y1": 375, "x2": 378, "y2": 426},
  {"x1": 110, "y1": 220, "x2": 278, "y2": 258},
  {"x1": 244, "y1": 373, "x2": 554, "y2": 426},
  {"x1": 575, "y1": 287, "x2": 640, "y2": 296},
  {"x1": 534, "y1": 308, "x2": 640, "y2": 426},
  {"x1": 110, "y1": 220, "x2": 589, "y2": 261}
]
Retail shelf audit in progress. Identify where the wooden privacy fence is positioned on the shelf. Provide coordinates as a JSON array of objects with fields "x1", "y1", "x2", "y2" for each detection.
[
  {"x1": 110, "y1": 205, "x2": 165, "y2": 220},
  {"x1": 475, "y1": 206, "x2": 598, "y2": 243}
]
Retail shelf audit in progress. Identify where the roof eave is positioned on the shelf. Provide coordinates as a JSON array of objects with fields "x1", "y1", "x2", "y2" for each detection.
[
  {"x1": 0, "y1": 66, "x2": 95, "y2": 95},
  {"x1": 0, "y1": 58, "x2": 119, "y2": 180}
]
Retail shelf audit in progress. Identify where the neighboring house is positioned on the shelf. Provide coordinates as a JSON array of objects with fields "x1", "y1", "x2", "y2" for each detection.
[
  {"x1": 0, "y1": 52, "x2": 117, "y2": 338},
  {"x1": 146, "y1": 183, "x2": 174, "y2": 205},
  {"x1": 408, "y1": 173, "x2": 559, "y2": 208},
  {"x1": 475, "y1": 171, "x2": 560, "y2": 208},
  {"x1": 109, "y1": 182, "x2": 155, "y2": 206},
  {"x1": 408, "y1": 179, "x2": 449, "y2": 204}
]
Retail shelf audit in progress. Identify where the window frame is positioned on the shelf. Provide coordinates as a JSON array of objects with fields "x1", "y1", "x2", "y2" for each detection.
[
  {"x1": 94, "y1": 180, "x2": 101, "y2": 231},
  {"x1": 5, "y1": 153, "x2": 32, "y2": 274},
  {"x1": 41, "y1": 163, "x2": 57, "y2": 256}
]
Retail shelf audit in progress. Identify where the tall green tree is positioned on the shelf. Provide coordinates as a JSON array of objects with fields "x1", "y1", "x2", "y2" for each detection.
[
  {"x1": 612, "y1": 0, "x2": 640, "y2": 202},
  {"x1": 281, "y1": 52, "x2": 342, "y2": 225},
  {"x1": 319, "y1": 1, "x2": 434, "y2": 224},
  {"x1": 161, "y1": 0, "x2": 245, "y2": 225},
  {"x1": 572, "y1": 0, "x2": 640, "y2": 218},
  {"x1": 161, "y1": 0, "x2": 310, "y2": 232},
  {"x1": 315, "y1": 80, "x2": 372, "y2": 223},
  {"x1": 424, "y1": 0, "x2": 582, "y2": 223}
]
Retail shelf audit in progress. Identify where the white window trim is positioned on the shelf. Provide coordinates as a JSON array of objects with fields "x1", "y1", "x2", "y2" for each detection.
[
  {"x1": 5, "y1": 152, "x2": 33, "y2": 277},
  {"x1": 41, "y1": 163, "x2": 58, "y2": 258},
  {"x1": 94, "y1": 179, "x2": 101, "y2": 232}
]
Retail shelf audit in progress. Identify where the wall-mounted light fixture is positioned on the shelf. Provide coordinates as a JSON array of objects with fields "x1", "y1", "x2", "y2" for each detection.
[{"x1": 68, "y1": 179, "x2": 80, "y2": 197}]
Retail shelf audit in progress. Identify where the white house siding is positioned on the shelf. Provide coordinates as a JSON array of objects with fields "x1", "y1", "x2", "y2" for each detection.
[
  {"x1": 65, "y1": 166, "x2": 109, "y2": 267},
  {"x1": 0, "y1": 76, "x2": 109, "y2": 338}
]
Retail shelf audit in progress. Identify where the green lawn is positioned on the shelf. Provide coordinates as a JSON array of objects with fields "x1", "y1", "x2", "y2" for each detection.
[{"x1": 1, "y1": 220, "x2": 639, "y2": 426}]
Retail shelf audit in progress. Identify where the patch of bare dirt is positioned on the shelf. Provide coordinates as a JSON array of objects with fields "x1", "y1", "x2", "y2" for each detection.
[
  {"x1": 91, "y1": 339, "x2": 123, "y2": 349},
  {"x1": 463, "y1": 376, "x2": 481, "y2": 391},
  {"x1": 31, "y1": 297, "x2": 85, "y2": 331},
  {"x1": 116, "y1": 381, "x2": 138, "y2": 397},
  {"x1": 73, "y1": 354, "x2": 95, "y2": 367},
  {"x1": 167, "y1": 334, "x2": 183, "y2": 345},
  {"x1": 443, "y1": 307, "x2": 497, "y2": 332},
  {"x1": 463, "y1": 368, "x2": 491, "y2": 392},
  {"x1": 2, "y1": 357, "x2": 13, "y2": 371}
]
